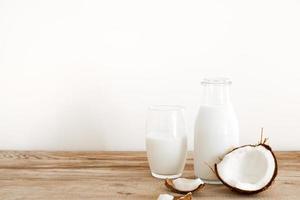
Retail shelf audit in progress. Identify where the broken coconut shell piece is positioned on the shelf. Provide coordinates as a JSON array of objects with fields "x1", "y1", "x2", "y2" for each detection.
[
  {"x1": 174, "y1": 192, "x2": 192, "y2": 200},
  {"x1": 215, "y1": 142, "x2": 278, "y2": 194},
  {"x1": 157, "y1": 192, "x2": 192, "y2": 200},
  {"x1": 165, "y1": 178, "x2": 205, "y2": 194}
]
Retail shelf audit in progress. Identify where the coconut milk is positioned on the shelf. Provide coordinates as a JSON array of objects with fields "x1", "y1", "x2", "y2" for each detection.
[
  {"x1": 146, "y1": 134, "x2": 187, "y2": 176},
  {"x1": 194, "y1": 104, "x2": 239, "y2": 182}
]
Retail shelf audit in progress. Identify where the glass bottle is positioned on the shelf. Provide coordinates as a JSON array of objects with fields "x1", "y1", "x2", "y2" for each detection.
[{"x1": 194, "y1": 78, "x2": 239, "y2": 184}]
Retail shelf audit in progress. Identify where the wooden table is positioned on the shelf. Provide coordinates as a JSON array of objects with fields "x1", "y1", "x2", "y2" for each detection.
[{"x1": 0, "y1": 151, "x2": 299, "y2": 200}]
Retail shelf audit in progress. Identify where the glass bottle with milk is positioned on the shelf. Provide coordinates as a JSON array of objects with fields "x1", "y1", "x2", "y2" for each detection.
[
  {"x1": 194, "y1": 78, "x2": 239, "y2": 184},
  {"x1": 146, "y1": 105, "x2": 187, "y2": 179}
]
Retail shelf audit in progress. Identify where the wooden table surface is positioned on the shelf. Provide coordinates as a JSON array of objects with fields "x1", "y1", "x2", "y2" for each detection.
[{"x1": 0, "y1": 151, "x2": 299, "y2": 200}]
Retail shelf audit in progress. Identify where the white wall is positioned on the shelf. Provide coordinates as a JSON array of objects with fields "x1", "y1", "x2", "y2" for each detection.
[{"x1": 0, "y1": 0, "x2": 299, "y2": 151}]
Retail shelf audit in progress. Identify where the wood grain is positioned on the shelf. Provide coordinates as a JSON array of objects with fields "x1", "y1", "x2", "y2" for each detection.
[{"x1": 0, "y1": 151, "x2": 299, "y2": 200}]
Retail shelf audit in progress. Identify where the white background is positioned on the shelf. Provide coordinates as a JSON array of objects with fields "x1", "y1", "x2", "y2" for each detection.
[{"x1": 0, "y1": 0, "x2": 299, "y2": 150}]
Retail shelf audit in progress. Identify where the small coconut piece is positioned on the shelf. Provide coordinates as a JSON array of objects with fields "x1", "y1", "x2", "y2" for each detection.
[
  {"x1": 215, "y1": 142, "x2": 278, "y2": 194},
  {"x1": 165, "y1": 178, "x2": 205, "y2": 194},
  {"x1": 157, "y1": 192, "x2": 192, "y2": 200},
  {"x1": 174, "y1": 192, "x2": 192, "y2": 200},
  {"x1": 157, "y1": 194, "x2": 174, "y2": 200}
]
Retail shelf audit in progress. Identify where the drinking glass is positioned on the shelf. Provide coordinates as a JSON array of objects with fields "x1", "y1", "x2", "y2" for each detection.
[{"x1": 146, "y1": 105, "x2": 187, "y2": 179}]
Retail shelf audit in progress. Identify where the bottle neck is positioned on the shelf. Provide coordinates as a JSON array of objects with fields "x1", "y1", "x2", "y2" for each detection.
[{"x1": 201, "y1": 84, "x2": 231, "y2": 105}]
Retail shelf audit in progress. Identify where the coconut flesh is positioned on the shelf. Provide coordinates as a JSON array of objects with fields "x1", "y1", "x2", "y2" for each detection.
[
  {"x1": 165, "y1": 178, "x2": 205, "y2": 194},
  {"x1": 215, "y1": 144, "x2": 277, "y2": 194},
  {"x1": 173, "y1": 178, "x2": 204, "y2": 192},
  {"x1": 157, "y1": 192, "x2": 192, "y2": 200},
  {"x1": 157, "y1": 194, "x2": 174, "y2": 200}
]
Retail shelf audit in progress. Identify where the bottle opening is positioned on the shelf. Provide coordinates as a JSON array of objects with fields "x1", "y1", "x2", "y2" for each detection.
[{"x1": 201, "y1": 77, "x2": 232, "y2": 85}]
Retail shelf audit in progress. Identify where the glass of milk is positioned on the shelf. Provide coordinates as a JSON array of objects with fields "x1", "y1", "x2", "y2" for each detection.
[
  {"x1": 194, "y1": 78, "x2": 239, "y2": 184},
  {"x1": 146, "y1": 105, "x2": 187, "y2": 179}
]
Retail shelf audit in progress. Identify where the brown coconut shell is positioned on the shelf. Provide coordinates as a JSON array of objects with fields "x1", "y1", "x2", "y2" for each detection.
[
  {"x1": 174, "y1": 192, "x2": 192, "y2": 200},
  {"x1": 165, "y1": 178, "x2": 205, "y2": 194},
  {"x1": 215, "y1": 143, "x2": 278, "y2": 195}
]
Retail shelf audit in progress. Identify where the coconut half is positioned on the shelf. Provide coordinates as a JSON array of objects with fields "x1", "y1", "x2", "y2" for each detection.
[
  {"x1": 157, "y1": 192, "x2": 192, "y2": 200},
  {"x1": 165, "y1": 178, "x2": 205, "y2": 194},
  {"x1": 215, "y1": 144, "x2": 277, "y2": 194}
]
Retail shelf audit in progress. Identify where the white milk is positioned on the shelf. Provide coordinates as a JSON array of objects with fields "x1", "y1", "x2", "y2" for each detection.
[
  {"x1": 194, "y1": 105, "x2": 239, "y2": 181},
  {"x1": 146, "y1": 135, "x2": 187, "y2": 176}
]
